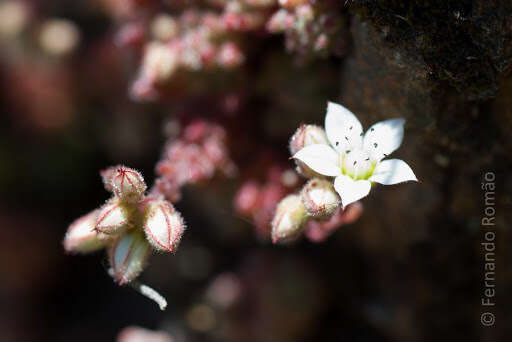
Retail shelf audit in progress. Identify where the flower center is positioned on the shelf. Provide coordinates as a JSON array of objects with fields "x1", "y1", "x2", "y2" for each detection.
[{"x1": 341, "y1": 148, "x2": 375, "y2": 180}]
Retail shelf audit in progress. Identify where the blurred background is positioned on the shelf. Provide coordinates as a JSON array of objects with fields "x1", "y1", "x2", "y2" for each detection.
[{"x1": 0, "y1": 0, "x2": 510, "y2": 341}]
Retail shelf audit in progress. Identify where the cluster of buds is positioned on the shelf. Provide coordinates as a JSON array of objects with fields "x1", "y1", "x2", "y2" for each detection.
[
  {"x1": 108, "y1": 0, "x2": 349, "y2": 100},
  {"x1": 270, "y1": 124, "x2": 363, "y2": 243},
  {"x1": 130, "y1": 5, "x2": 264, "y2": 100},
  {"x1": 155, "y1": 119, "x2": 237, "y2": 202},
  {"x1": 234, "y1": 166, "x2": 298, "y2": 240},
  {"x1": 266, "y1": 0, "x2": 348, "y2": 57},
  {"x1": 64, "y1": 165, "x2": 185, "y2": 285}
]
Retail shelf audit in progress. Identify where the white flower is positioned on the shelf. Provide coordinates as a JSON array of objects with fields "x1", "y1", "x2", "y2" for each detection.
[{"x1": 293, "y1": 102, "x2": 417, "y2": 208}]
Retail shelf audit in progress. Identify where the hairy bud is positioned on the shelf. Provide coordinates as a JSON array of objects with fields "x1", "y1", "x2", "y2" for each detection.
[
  {"x1": 271, "y1": 194, "x2": 307, "y2": 244},
  {"x1": 100, "y1": 165, "x2": 122, "y2": 192},
  {"x1": 111, "y1": 166, "x2": 147, "y2": 203},
  {"x1": 300, "y1": 178, "x2": 340, "y2": 218},
  {"x1": 143, "y1": 200, "x2": 185, "y2": 253},
  {"x1": 289, "y1": 124, "x2": 329, "y2": 155},
  {"x1": 63, "y1": 210, "x2": 109, "y2": 253},
  {"x1": 289, "y1": 124, "x2": 329, "y2": 178},
  {"x1": 95, "y1": 198, "x2": 132, "y2": 235},
  {"x1": 109, "y1": 230, "x2": 151, "y2": 285}
]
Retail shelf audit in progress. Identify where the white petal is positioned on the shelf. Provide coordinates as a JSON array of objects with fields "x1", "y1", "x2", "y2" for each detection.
[
  {"x1": 293, "y1": 144, "x2": 342, "y2": 177},
  {"x1": 333, "y1": 175, "x2": 371, "y2": 208},
  {"x1": 369, "y1": 159, "x2": 417, "y2": 185},
  {"x1": 363, "y1": 118, "x2": 405, "y2": 161},
  {"x1": 325, "y1": 102, "x2": 363, "y2": 152}
]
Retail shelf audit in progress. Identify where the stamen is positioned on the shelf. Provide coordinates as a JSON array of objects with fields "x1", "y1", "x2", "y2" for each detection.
[
  {"x1": 344, "y1": 136, "x2": 349, "y2": 141},
  {"x1": 346, "y1": 150, "x2": 351, "y2": 154},
  {"x1": 349, "y1": 126, "x2": 353, "y2": 130},
  {"x1": 374, "y1": 143, "x2": 378, "y2": 148},
  {"x1": 371, "y1": 128, "x2": 375, "y2": 132},
  {"x1": 335, "y1": 141, "x2": 339, "y2": 146},
  {"x1": 360, "y1": 132, "x2": 363, "y2": 136},
  {"x1": 353, "y1": 161, "x2": 357, "y2": 165},
  {"x1": 383, "y1": 153, "x2": 388, "y2": 157},
  {"x1": 365, "y1": 158, "x2": 369, "y2": 161}
]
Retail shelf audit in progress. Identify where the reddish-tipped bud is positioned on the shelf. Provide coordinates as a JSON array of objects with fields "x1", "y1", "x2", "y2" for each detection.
[
  {"x1": 111, "y1": 166, "x2": 147, "y2": 203},
  {"x1": 109, "y1": 230, "x2": 151, "y2": 285},
  {"x1": 100, "y1": 165, "x2": 122, "y2": 192},
  {"x1": 289, "y1": 124, "x2": 329, "y2": 178},
  {"x1": 143, "y1": 200, "x2": 185, "y2": 253},
  {"x1": 95, "y1": 198, "x2": 132, "y2": 235},
  {"x1": 300, "y1": 178, "x2": 340, "y2": 218},
  {"x1": 271, "y1": 194, "x2": 307, "y2": 244},
  {"x1": 63, "y1": 210, "x2": 110, "y2": 253},
  {"x1": 289, "y1": 124, "x2": 329, "y2": 155}
]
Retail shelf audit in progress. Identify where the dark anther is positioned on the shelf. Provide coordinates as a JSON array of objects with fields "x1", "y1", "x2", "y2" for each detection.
[
  {"x1": 344, "y1": 136, "x2": 349, "y2": 141},
  {"x1": 365, "y1": 158, "x2": 370, "y2": 161},
  {"x1": 383, "y1": 153, "x2": 388, "y2": 157},
  {"x1": 360, "y1": 132, "x2": 363, "y2": 136},
  {"x1": 346, "y1": 150, "x2": 351, "y2": 154},
  {"x1": 374, "y1": 143, "x2": 378, "y2": 148},
  {"x1": 371, "y1": 128, "x2": 375, "y2": 132},
  {"x1": 335, "y1": 141, "x2": 339, "y2": 146},
  {"x1": 353, "y1": 161, "x2": 357, "y2": 165},
  {"x1": 349, "y1": 126, "x2": 353, "y2": 130}
]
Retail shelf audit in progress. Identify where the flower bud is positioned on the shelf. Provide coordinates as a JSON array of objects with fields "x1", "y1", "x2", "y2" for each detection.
[
  {"x1": 271, "y1": 194, "x2": 307, "y2": 244},
  {"x1": 109, "y1": 230, "x2": 151, "y2": 285},
  {"x1": 95, "y1": 198, "x2": 132, "y2": 235},
  {"x1": 63, "y1": 210, "x2": 110, "y2": 253},
  {"x1": 111, "y1": 166, "x2": 147, "y2": 203},
  {"x1": 289, "y1": 124, "x2": 329, "y2": 155},
  {"x1": 143, "y1": 200, "x2": 185, "y2": 253},
  {"x1": 300, "y1": 178, "x2": 340, "y2": 218},
  {"x1": 100, "y1": 165, "x2": 122, "y2": 193},
  {"x1": 289, "y1": 124, "x2": 329, "y2": 178}
]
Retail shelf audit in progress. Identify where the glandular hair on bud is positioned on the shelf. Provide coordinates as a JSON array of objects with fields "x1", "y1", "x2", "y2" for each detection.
[
  {"x1": 300, "y1": 178, "x2": 340, "y2": 218},
  {"x1": 143, "y1": 200, "x2": 185, "y2": 253},
  {"x1": 63, "y1": 210, "x2": 110, "y2": 253},
  {"x1": 95, "y1": 198, "x2": 132, "y2": 235},
  {"x1": 111, "y1": 166, "x2": 147, "y2": 203},
  {"x1": 271, "y1": 194, "x2": 307, "y2": 244},
  {"x1": 109, "y1": 230, "x2": 151, "y2": 285}
]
